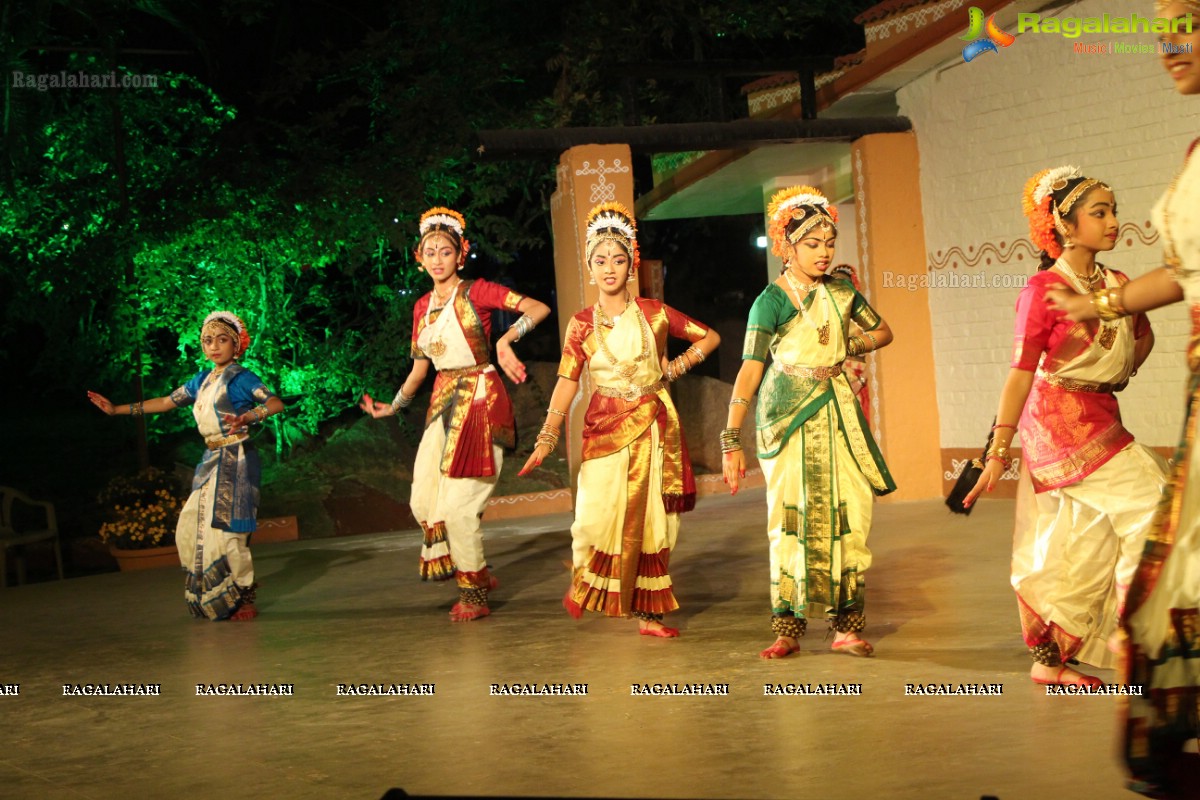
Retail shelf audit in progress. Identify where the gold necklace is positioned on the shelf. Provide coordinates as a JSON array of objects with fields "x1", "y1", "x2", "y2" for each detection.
[
  {"x1": 1054, "y1": 260, "x2": 1118, "y2": 351},
  {"x1": 424, "y1": 280, "x2": 462, "y2": 359},
  {"x1": 432, "y1": 278, "x2": 461, "y2": 309},
  {"x1": 782, "y1": 270, "x2": 830, "y2": 345},
  {"x1": 594, "y1": 295, "x2": 649, "y2": 381},
  {"x1": 1054, "y1": 260, "x2": 1104, "y2": 293}
]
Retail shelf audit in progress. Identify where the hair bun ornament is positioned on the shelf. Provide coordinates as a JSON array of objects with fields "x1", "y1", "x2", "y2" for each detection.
[
  {"x1": 766, "y1": 185, "x2": 838, "y2": 260},
  {"x1": 585, "y1": 202, "x2": 640, "y2": 270},
  {"x1": 419, "y1": 207, "x2": 466, "y2": 237},
  {"x1": 830, "y1": 263, "x2": 862, "y2": 291},
  {"x1": 1022, "y1": 166, "x2": 1079, "y2": 260},
  {"x1": 201, "y1": 311, "x2": 252, "y2": 355}
]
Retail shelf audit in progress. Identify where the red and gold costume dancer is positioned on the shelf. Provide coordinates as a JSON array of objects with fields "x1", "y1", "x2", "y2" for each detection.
[
  {"x1": 722, "y1": 186, "x2": 895, "y2": 660},
  {"x1": 966, "y1": 167, "x2": 1167, "y2": 687},
  {"x1": 1046, "y1": 8, "x2": 1200, "y2": 789},
  {"x1": 362, "y1": 207, "x2": 550, "y2": 622},
  {"x1": 88, "y1": 311, "x2": 285, "y2": 621},
  {"x1": 520, "y1": 203, "x2": 719, "y2": 637}
]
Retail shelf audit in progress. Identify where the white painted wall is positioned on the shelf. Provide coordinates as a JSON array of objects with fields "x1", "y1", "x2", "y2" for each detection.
[{"x1": 897, "y1": 0, "x2": 1198, "y2": 448}]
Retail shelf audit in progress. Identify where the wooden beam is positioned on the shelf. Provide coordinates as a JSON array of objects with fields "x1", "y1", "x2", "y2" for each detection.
[{"x1": 476, "y1": 117, "x2": 912, "y2": 159}]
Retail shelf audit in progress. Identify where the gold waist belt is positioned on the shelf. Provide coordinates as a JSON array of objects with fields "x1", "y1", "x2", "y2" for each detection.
[
  {"x1": 439, "y1": 363, "x2": 493, "y2": 379},
  {"x1": 205, "y1": 432, "x2": 248, "y2": 450},
  {"x1": 773, "y1": 361, "x2": 843, "y2": 379},
  {"x1": 595, "y1": 380, "x2": 666, "y2": 402},
  {"x1": 1036, "y1": 369, "x2": 1127, "y2": 394}
]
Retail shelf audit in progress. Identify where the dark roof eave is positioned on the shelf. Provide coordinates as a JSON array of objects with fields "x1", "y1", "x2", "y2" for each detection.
[{"x1": 476, "y1": 117, "x2": 914, "y2": 160}]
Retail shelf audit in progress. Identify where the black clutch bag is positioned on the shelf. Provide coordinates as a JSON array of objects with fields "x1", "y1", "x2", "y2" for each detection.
[{"x1": 945, "y1": 425, "x2": 996, "y2": 516}]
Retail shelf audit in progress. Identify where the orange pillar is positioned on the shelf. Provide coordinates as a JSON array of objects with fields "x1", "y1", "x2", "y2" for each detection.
[
  {"x1": 549, "y1": 144, "x2": 638, "y2": 492},
  {"x1": 851, "y1": 133, "x2": 942, "y2": 501}
]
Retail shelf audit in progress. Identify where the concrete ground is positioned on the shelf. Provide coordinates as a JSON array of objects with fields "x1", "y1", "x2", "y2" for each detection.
[{"x1": 0, "y1": 491, "x2": 1143, "y2": 800}]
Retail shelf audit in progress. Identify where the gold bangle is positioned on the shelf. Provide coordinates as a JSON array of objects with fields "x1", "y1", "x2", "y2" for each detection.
[
  {"x1": 535, "y1": 423, "x2": 560, "y2": 452},
  {"x1": 728, "y1": 397, "x2": 750, "y2": 407},
  {"x1": 1093, "y1": 288, "x2": 1128, "y2": 321},
  {"x1": 546, "y1": 408, "x2": 566, "y2": 417}
]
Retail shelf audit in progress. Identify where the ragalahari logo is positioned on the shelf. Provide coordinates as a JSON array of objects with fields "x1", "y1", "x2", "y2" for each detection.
[{"x1": 961, "y1": 7, "x2": 1016, "y2": 62}]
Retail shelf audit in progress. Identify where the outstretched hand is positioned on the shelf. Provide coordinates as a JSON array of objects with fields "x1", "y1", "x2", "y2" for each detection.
[
  {"x1": 518, "y1": 443, "x2": 553, "y2": 477},
  {"x1": 221, "y1": 411, "x2": 255, "y2": 433},
  {"x1": 87, "y1": 390, "x2": 117, "y2": 416},
  {"x1": 961, "y1": 459, "x2": 1006, "y2": 509},
  {"x1": 496, "y1": 341, "x2": 527, "y2": 384},
  {"x1": 359, "y1": 392, "x2": 395, "y2": 419},
  {"x1": 1044, "y1": 287, "x2": 1098, "y2": 322}
]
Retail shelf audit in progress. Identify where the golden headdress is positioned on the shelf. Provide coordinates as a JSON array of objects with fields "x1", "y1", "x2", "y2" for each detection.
[
  {"x1": 585, "y1": 202, "x2": 640, "y2": 270},
  {"x1": 201, "y1": 311, "x2": 251, "y2": 356},
  {"x1": 416, "y1": 206, "x2": 470, "y2": 264},
  {"x1": 766, "y1": 186, "x2": 838, "y2": 260}
]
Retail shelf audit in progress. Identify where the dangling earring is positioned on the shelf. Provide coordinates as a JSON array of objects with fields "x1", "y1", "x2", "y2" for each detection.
[
  {"x1": 1064, "y1": 236, "x2": 1075, "y2": 250},
  {"x1": 626, "y1": 268, "x2": 635, "y2": 283},
  {"x1": 589, "y1": 272, "x2": 596, "y2": 285}
]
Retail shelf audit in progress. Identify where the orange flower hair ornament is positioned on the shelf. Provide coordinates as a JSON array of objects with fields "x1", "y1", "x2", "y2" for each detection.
[
  {"x1": 1021, "y1": 166, "x2": 1108, "y2": 260},
  {"x1": 416, "y1": 206, "x2": 470, "y2": 266},
  {"x1": 201, "y1": 311, "x2": 251, "y2": 357},
  {"x1": 585, "y1": 202, "x2": 641, "y2": 271},
  {"x1": 1022, "y1": 167, "x2": 1077, "y2": 259},
  {"x1": 766, "y1": 185, "x2": 838, "y2": 261}
]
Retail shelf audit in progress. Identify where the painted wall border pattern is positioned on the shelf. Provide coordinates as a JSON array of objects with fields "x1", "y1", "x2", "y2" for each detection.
[
  {"x1": 928, "y1": 221, "x2": 1158, "y2": 271},
  {"x1": 864, "y1": 0, "x2": 967, "y2": 45},
  {"x1": 747, "y1": 85, "x2": 800, "y2": 116}
]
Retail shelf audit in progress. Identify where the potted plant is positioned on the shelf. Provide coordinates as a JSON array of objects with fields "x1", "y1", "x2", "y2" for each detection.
[{"x1": 98, "y1": 467, "x2": 184, "y2": 571}]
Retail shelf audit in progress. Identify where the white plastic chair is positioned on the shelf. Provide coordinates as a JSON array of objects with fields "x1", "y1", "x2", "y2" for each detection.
[{"x1": 0, "y1": 487, "x2": 65, "y2": 588}]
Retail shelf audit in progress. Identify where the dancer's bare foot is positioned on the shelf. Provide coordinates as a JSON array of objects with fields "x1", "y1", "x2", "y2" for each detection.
[
  {"x1": 449, "y1": 602, "x2": 491, "y2": 622},
  {"x1": 831, "y1": 631, "x2": 873, "y2": 657},
  {"x1": 759, "y1": 636, "x2": 800, "y2": 659},
  {"x1": 638, "y1": 619, "x2": 679, "y2": 638},
  {"x1": 1030, "y1": 662, "x2": 1103, "y2": 687},
  {"x1": 229, "y1": 603, "x2": 258, "y2": 621}
]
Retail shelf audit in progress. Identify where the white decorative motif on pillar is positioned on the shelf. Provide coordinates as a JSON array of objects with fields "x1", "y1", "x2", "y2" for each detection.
[{"x1": 575, "y1": 159, "x2": 630, "y2": 204}]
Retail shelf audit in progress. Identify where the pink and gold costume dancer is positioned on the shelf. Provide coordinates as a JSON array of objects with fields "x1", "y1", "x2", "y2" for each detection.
[
  {"x1": 723, "y1": 186, "x2": 895, "y2": 660},
  {"x1": 362, "y1": 207, "x2": 550, "y2": 621},
  {"x1": 967, "y1": 167, "x2": 1167, "y2": 687},
  {"x1": 521, "y1": 203, "x2": 719, "y2": 637},
  {"x1": 88, "y1": 311, "x2": 285, "y2": 621}
]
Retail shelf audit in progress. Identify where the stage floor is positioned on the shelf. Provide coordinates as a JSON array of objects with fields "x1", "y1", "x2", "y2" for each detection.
[{"x1": 1, "y1": 491, "x2": 1139, "y2": 799}]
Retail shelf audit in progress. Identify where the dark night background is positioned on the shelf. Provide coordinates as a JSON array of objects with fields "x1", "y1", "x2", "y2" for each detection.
[{"x1": 1, "y1": 0, "x2": 878, "y2": 574}]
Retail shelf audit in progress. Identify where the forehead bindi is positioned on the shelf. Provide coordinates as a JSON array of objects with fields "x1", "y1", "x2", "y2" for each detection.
[
  {"x1": 423, "y1": 236, "x2": 456, "y2": 252},
  {"x1": 592, "y1": 242, "x2": 629, "y2": 259}
]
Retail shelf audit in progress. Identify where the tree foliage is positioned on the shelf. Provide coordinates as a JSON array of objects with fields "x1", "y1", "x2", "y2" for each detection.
[{"x1": 1, "y1": 0, "x2": 878, "y2": 452}]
